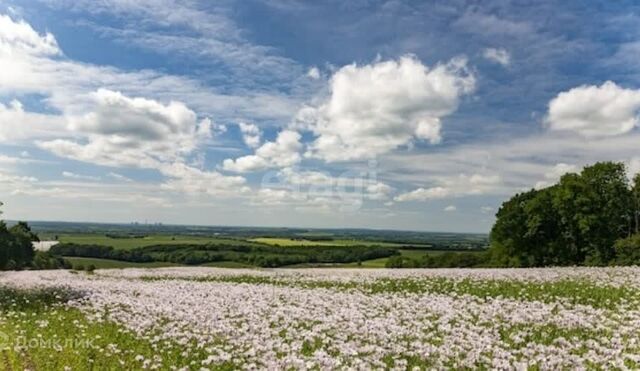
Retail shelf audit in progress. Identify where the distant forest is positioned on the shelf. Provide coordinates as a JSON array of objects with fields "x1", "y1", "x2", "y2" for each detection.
[{"x1": 2, "y1": 162, "x2": 640, "y2": 270}]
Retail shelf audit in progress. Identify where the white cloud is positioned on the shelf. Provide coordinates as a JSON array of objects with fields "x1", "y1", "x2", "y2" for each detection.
[
  {"x1": 238, "y1": 122, "x2": 262, "y2": 148},
  {"x1": 273, "y1": 167, "x2": 393, "y2": 201},
  {"x1": 223, "y1": 130, "x2": 302, "y2": 172},
  {"x1": 534, "y1": 163, "x2": 578, "y2": 189},
  {"x1": 0, "y1": 100, "x2": 67, "y2": 143},
  {"x1": 307, "y1": 67, "x2": 320, "y2": 79},
  {"x1": 395, "y1": 186, "x2": 450, "y2": 202},
  {"x1": 297, "y1": 55, "x2": 475, "y2": 162},
  {"x1": 107, "y1": 172, "x2": 133, "y2": 182},
  {"x1": 0, "y1": 171, "x2": 37, "y2": 184},
  {"x1": 444, "y1": 205, "x2": 457, "y2": 212},
  {"x1": 482, "y1": 47, "x2": 511, "y2": 66},
  {"x1": 546, "y1": 81, "x2": 640, "y2": 137},
  {"x1": 0, "y1": 14, "x2": 60, "y2": 56},
  {"x1": 62, "y1": 171, "x2": 101, "y2": 181},
  {"x1": 0, "y1": 13, "x2": 300, "y2": 134},
  {"x1": 160, "y1": 162, "x2": 248, "y2": 197},
  {"x1": 39, "y1": 89, "x2": 212, "y2": 168},
  {"x1": 394, "y1": 172, "x2": 503, "y2": 202}
]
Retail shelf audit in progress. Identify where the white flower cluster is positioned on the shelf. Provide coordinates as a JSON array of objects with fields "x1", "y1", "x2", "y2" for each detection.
[{"x1": 2, "y1": 267, "x2": 640, "y2": 369}]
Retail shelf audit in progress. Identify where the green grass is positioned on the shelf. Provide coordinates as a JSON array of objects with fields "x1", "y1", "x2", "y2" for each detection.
[
  {"x1": 0, "y1": 287, "x2": 231, "y2": 370},
  {"x1": 199, "y1": 261, "x2": 256, "y2": 268},
  {"x1": 343, "y1": 249, "x2": 468, "y2": 268},
  {"x1": 64, "y1": 257, "x2": 180, "y2": 269},
  {"x1": 64, "y1": 257, "x2": 257, "y2": 269},
  {"x1": 249, "y1": 237, "x2": 430, "y2": 248},
  {"x1": 56, "y1": 234, "x2": 246, "y2": 250}
]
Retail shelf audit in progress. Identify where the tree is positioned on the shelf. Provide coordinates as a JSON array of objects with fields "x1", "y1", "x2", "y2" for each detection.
[
  {"x1": 9, "y1": 222, "x2": 37, "y2": 268},
  {"x1": 489, "y1": 190, "x2": 538, "y2": 267},
  {"x1": 573, "y1": 162, "x2": 632, "y2": 265},
  {"x1": 490, "y1": 162, "x2": 635, "y2": 267},
  {"x1": 633, "y1": 174, "x2": 640, "y2": 234},
  {"x1": 0, "y1": 202, "x2": 39, "y2": 270}
]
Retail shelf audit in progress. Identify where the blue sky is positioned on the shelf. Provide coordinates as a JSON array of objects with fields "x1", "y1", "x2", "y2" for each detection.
[{"x1": 1, "y1": 0, "x2": 640, "y2": 233}]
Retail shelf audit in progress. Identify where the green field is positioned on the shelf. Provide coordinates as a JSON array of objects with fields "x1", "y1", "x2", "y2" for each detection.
[
  {"x1": 249, "y1": 237, "x2": 431, "y2": 248},
  {"x1": 55, "y1": 234, "x2": 242, "y2": 250},
  {"x1": 64, "y1": 257, "x2": 181, "y2": 269}
]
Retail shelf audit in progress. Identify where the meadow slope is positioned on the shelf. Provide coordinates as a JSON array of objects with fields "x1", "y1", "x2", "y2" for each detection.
[{"x1": 1, "y1": 267, "x2": 640, "y2": 369}]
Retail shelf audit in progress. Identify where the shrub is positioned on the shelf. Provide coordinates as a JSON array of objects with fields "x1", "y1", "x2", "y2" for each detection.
[{"x1": 614, "y1": 234, "x2": 640, "y2": 265}]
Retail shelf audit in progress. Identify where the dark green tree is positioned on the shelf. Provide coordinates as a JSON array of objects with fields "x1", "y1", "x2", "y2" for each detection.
[
  {"x1": 9, "y1": 221, "x2": 38, "y2": 268},
  {"x1": 490, "y1": 162, "x2": 634, "y2": 267},
  {"x1": 489, "y1": 190, "x2": 538, "y2": 267},
  {"x1": 573, "y1": 162, "x2": 632, "y2": 265},
  {"x1": 633, "y1": 173, "x2": 640, "y2": 234}
]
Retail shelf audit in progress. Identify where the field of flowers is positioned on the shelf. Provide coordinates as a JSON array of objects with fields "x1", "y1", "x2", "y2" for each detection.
[{"x1": 1, "y1": 267, "x2": 640, "y2": 370}]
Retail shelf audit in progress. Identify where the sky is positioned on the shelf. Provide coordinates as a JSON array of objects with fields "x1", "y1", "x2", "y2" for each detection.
[{"x1": 1, "y1": 0, "x2": 640, "y2": 233}]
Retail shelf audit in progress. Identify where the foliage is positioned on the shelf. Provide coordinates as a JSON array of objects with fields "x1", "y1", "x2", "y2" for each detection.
[
  {"x1": 614, "y1": 234, "x2": 640, "y2": 266},
  {"x1": 0, "y1": 203, "x2": 40, "y2": 270},
  {"x1": 50, "y1": 242, "x2": 398, "y2": 268},
  {"x1": 386, "y1": 251, "x2": 489, "y2": 268},
  {"x1": 490, "y1": 162, "x2": 637, "y2": 267}
]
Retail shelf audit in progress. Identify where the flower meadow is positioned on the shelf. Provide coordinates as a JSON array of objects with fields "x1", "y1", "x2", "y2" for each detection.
[{"x1": 1, "y1": 268, "x2": 640, "y2": 370}]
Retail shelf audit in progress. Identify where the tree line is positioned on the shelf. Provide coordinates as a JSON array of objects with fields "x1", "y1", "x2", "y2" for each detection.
[
  {"x1": 489, "y1": 162, "x2": 640, "y2": 267},
  {"x1": 0, "y1": 202, "x2": 69, "y2": 270},
  {"x1": 387, "y1": 162, "x2": 640, "y2": 268},
  {"x1": 50, "y1": 242, "x2": 398, "y2": 268}
]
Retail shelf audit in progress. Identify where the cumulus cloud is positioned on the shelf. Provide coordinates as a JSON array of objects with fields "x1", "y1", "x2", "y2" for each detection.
[
  {"x1": 0, "y1": 100, "x2": 66, "y2": 142},
  {"x1": 160, "y1": 162, "x2": 248, "y2": 196},
  {"x1": 39, "y1": 89, "x2": 212, "y2": 168},
  {"x1": 546, "y1": 81, "x2": 640, "y2": 137},
  {"x1": 0, "y1": 14, "x2": 60, "y2": 56},
  {"x1": 297, "y1": 55, "x2": 475, "y2": 162},
  {"x1": 482, "y1": 47, "x2": 510, "y2": 66},
  {"x1": 223, "y1": 130, "x2": 302, "y2": 172},
  {"x1": 238, "y1": 122, "x2": 261, "y2": 148}
]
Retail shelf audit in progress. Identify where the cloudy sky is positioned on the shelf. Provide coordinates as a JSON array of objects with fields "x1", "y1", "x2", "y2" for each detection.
[{"x1": 1, "y1": 1, "x2": 640, "y2": 233}]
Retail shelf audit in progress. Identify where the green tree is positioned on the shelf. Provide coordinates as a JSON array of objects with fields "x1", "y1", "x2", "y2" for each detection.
[
  {"x1": 575, "y1": 162, "x2": 632, "y2": 264},
  {"x1": 9, "y1": 221, "x2": 38, "y2": 268},
  {"x1": 489, "y1": 190, "x2": 538, "y2": 267},
  {"x1": 0, "y1": 202, "x2": 38, "y2": 270},
  {"x1": 633, "y1": 173, "x2": 640, "y2": 234},
  {"x1": 490, "y1": 162, "x2": 634, "y2": 267}
]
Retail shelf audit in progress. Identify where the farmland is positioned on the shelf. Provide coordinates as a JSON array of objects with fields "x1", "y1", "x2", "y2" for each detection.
[
  {"x1": 249, "y1": 237, "x2": 431, "y2": 248},
  {"x1": 52, "y1": 234, "x2": 242, "y2": 250},
  {"x1": 1, "y1": 267, "x2": 640, "y2": 369}
]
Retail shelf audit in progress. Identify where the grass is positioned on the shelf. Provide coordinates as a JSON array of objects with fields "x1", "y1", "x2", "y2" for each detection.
[
  {"x1": 65, "y1": 257, "x2": 257, "y2": 269},
  {"x1": 249, "y1": 237, "x2": 431, "y2": 248},
  {"x1": 342, "y1": 249, "x2": 471, "y2": 268},
  {"x1": 64, "y1": 257, "x2": 181, "y2": 269},
  {"x1": 56, "y1": 234, "x2": 247, "y2": 250},
  {"x1": 0, "y1": 287, "x2": 229, "y2": 370},
  {"x1": 199, "y1": 261, "x2": 256, "y2": 268}
]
